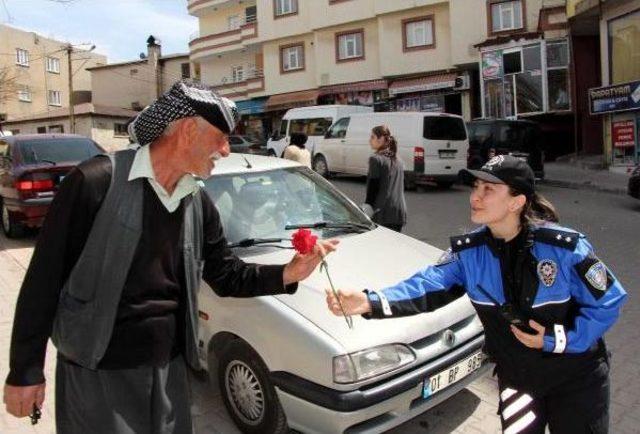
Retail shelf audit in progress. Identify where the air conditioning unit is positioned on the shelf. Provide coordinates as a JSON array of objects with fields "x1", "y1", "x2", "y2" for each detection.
[{"x1": 453, "y1": 74, "x2": 470, "y2": 90}]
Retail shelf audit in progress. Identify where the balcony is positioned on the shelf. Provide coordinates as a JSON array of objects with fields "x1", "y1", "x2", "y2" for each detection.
[
  {"x1": 187, "y1": 0, "x2": 251, "y2": 17},
  {"x1": 190, "y1": 16, "x2": 258, "y2": 60},
  {"x1": 211, "y1": 69, "x2": 265, "y2": 99}
]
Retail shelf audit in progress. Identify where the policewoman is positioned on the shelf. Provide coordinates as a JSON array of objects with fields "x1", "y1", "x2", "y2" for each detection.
[{"x1": 327, "y1": 155, "x2": 627, "y2": 434}]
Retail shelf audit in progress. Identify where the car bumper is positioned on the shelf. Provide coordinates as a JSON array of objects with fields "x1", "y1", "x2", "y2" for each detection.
[
  {"x1": 413, "y1": 160, "x2": 466, "y2": 184},
  {"x1": 273, "y1": 334, "x2": 490, "y2": 434},
  {"x1": 3, "y1": 196, "x2": 53, "y2": 227}
]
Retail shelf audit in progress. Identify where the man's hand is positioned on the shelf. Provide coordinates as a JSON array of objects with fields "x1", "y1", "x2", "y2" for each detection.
[
  {"x1": 3, "y1": 382, "x2": 45, "y2": 418},
  {"x1": 283, "y1": 239, "x2": 339, "y2": 285},
  {"x1": 511, "y1": 320, "x2": 545, "y2": 349},
  {"x1": 326, "y1": 289, "x2": 372, "y2": 316}
]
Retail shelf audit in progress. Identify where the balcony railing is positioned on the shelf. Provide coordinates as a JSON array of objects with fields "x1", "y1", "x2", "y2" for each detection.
[{"x1": 189, "y1": 17, "x2": 258, "y2": 59}]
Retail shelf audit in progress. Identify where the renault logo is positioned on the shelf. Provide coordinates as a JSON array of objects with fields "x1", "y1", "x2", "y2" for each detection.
[{"x1": 442, "y1": 329, "x2": 456, "y2": 347}]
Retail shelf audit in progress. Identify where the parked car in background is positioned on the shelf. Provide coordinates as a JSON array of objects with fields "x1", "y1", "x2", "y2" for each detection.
[
  {"x1": 197, "y1": 153, "x2": 488, "y2": 434},
  {"x1": 229, "y1": 135, "x2": 268, "y2": 156},
  {"x1": 0, "y1": 134, "x2": 104, "y2": 237},
  {"x1": 267, "y1": 105, "x2": 372, "y2": 158},
  {"x1": 316, "y1": 112, "x2": 468, "y2": 189},
  {"x1": 628, "y1": 164, "x2": 640, "y2": 200},
  {"x1": 466, "y1": 119, "x2": 545, "y2": 179}
]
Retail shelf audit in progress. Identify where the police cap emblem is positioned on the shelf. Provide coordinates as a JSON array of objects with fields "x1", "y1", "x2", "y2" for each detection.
[
  {"x1": 482, "y1": 155, "x2": 505, "y2": 171},
  {"x1": 537, "y1": 259, "x2": 558, "y2": 287}
]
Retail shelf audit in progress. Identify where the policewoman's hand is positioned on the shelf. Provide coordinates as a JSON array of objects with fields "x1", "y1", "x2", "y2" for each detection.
[
  {"x1": 326, "y1": 289, "x2": 372, "y2": 316},
  {"x1": 511, "y1": 320, "x2": 545, "y2": 349}
]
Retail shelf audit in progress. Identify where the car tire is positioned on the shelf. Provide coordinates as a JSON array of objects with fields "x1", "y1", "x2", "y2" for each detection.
[
  {"x1": 1, "y1": 200, "x2": 25, "y2": 239},
  {"x1": 218, "y1": 341, "x2": 288, "y2": 434},
  {"x1": 312, "y1": 154, "x2": 330, "y2": 178}
]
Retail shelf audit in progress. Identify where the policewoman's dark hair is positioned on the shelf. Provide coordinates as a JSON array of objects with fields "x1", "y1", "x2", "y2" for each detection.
[
  {"x1": 371, "y1": 125, "x2": 397, "y2": 160},
  {"x1": 510, "y1": 188, "x2": 559, "y2": 226}
]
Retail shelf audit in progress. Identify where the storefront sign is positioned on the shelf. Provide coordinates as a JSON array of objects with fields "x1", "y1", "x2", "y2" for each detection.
[
  {"x1": 612, "y1": 120, "x2": 636, "y2": 148},
  {"x1": 482, "y1": 51, "x2": 503, "y2": 80},
  {"x1": 589, "y1": 80, "x2": 640, "y2": 115}
]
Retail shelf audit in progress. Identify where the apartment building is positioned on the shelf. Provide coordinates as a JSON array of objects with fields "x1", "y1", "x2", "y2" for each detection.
[
  {"x1": 188, "y1": 0, "x2": 572, "y2": 151},
  {"x1": 88, "y1": 36, "x2": 194, "y2": 111},
  {"x1": 0, "y1": 23, "x2": 106, "y2": 123}
]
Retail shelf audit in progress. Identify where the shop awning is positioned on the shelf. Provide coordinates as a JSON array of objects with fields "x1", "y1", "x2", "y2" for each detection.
[
  {"x1": 319, "y1": 79, "x2": 388, "y2": 95},
  {"x1": 389, "y1": 73, "x2": 457, "y2": 96},
  {"x1": 236, "y1": 97, "x2": 267, "y2": 115},
  {"x1": 264, "y1": 89, "x2": 320, "y2": 112}
]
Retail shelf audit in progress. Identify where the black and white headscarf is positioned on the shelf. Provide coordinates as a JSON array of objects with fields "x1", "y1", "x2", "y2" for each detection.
[{"x1": 128, "y1": 80, "x2": 239, "y2": 146}]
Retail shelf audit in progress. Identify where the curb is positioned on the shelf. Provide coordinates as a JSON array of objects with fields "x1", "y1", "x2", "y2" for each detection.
[{"x1": 539, "y1": 178, "x2": 628, "y2": 196}]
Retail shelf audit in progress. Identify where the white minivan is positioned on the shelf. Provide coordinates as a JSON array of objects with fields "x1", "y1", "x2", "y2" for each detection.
[
  {"x1": 267, "y1": 105, "x2": 372, "y2": 158},
  {"x1": 314, "y1": 112, "x2": 469, "y2": 188}
]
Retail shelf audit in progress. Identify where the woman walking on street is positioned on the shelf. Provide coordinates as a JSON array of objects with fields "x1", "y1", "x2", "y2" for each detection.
[
  {"x1": 365, "y1": 125, "x2": 407, "y2": 232},
  {"x1": 328, "y1": 155, "x2": 627, "y2": 434}
]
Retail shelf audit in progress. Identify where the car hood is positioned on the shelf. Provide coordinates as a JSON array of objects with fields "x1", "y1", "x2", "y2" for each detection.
[{"x1": 240, "y1": 227, "x2": 475, "y2": 354}]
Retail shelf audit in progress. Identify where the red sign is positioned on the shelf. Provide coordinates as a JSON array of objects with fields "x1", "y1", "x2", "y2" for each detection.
[{"x1": 612, "y1": 120, "x2": 636, "y2": 148}]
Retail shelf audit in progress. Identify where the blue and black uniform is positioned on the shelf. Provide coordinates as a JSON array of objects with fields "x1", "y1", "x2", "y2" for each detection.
[{"x1": 364, "y1": 224, "x2": 627, "y2": 434}]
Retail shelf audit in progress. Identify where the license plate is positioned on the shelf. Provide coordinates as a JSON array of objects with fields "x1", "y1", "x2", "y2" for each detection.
[
  {"x1": 438, "y1": 150, "x2": 457, "y2": 159},
  {"x1": 422, "y1": 351, "x2": 484, "y2": 399}
]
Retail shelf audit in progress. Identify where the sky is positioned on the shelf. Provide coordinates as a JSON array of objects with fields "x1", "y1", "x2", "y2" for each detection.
[{"x1": 0, "y1": 0, "x2": 198, "y2": 62}]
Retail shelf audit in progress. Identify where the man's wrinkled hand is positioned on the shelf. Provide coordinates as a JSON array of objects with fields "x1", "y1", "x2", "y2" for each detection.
[
  {"x1": 283, "y1": 239, "x2": 339, "y2": 285},
  {"x1": 3, "y1": 382, "x2": 45, "y2": 418}
]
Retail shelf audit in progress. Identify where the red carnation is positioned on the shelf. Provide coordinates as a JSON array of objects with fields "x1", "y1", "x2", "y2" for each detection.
[{"x1": 292, "y1": 229, "x2": 318, "y2": 255}]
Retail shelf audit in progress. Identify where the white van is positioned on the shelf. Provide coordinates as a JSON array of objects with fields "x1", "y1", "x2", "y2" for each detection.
[
  {"x1": 267, "y1": 105, "x2": 372, "y2": 158},
  {"x1": 315, "y1": 112, "x2": 469, "y2": 188}
]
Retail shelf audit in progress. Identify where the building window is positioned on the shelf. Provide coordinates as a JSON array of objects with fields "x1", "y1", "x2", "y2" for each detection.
[
  {"x1": 608, "y1": 10, "x2": 640, "y2": 85},
  {"x1": 48, "y1": 125, "x2": 64, "y2": 133},
  {"x1": 403, "y1": 16, "x2": 434, "y2": 51},
  {"x1": 114, "y1": 123, "x2": 129, "y2": 137},
  {"x1": 336, "y1": 30, "x2": 364, "y2": 62},
  {"x1": 232, "y1": 66, "x2": 244, "y2": 82},
  {"x1": 37, "y1": 127, "x2": 47, "y2": 134},
  {"x1": 9, "y1": 129, "x2": 20, "y2": 135},
  {"x1": 18, "y1": 86, "x2": 32, "y2": 102},
  {"x1": 274, "y1": 0, "x2": 297, "y2": 18},
  {"x1": 46, "y1": 57, "x2": 60, "y2": 74},
  {"x1": 280, "y1": 43, "x2": 304, "y2": 73},
  {"x1": 48, "y1": 90, "x2": 62, "y2": 106},
  {"x1": 181, "y1": 63, "x2": 191, "y2": 79},
  {"x1": 489, "y1": 0, "x2": 523, "y2": 33},
  {"x1": 546, "y1": 40, "x2": 570, "y2": 111},
  {"x1": 16, "y1": 48, "x2": 29, "y2": 66}
]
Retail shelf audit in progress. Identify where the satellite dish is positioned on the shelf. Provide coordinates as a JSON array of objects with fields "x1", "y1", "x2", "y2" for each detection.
[{"x1": 139, "y1": 52, "x2": 147, "y2": 59}]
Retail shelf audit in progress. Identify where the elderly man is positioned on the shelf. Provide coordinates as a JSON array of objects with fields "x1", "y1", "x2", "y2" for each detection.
[{"x1": 3, "y1": 80, "x2": 337, "y2": 433}]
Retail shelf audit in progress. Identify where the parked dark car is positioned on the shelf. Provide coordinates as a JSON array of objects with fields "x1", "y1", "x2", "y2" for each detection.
[
  {"x1": 466, "y1": 119, "x2": 545, "y2": 179},
  {"x1": 229, "y1": 135, "x2": 268, "y2": 155},
  {"x1": 628, "y1": 164, "x2": 640, "y2": 200},
  {"x1": 0, "y1": 134, "x2": 104, "y2": 237}
]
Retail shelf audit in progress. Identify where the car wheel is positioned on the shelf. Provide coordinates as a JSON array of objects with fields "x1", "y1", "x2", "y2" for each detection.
[
  {"x1": 218, "y1": 341, "x2": 288, "y2": 434},
  {"x1": 436, "y1": 181, "x2": 454, "y2": 189},
  {"x1": 313, "y1": 155, "x2": 330, "y2": 178},
  {"x1": 1, "y1": 200, "x2": 24, "y2": 239}
]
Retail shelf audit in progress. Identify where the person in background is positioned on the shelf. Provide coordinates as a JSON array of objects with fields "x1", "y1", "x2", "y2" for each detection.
[
  {"x1": 283, "y1": 132, "x2": 311, "y2": 168},
  {"x1": 364, "y1": 125, "x2": 407, "y2": 232}
]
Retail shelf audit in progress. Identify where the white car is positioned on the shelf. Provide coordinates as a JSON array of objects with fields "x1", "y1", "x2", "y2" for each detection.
[{"x1": 197, "y1": 154, "x2": 489, "y2": 434}]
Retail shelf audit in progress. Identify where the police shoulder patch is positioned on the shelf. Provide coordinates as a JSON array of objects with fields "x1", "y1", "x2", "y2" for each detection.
[
  {"x1": 575, "y1": 255, "x2": 614, "y2": 300},
  {"x1": 450, "y1": 231, "x2": 487, "y2": 253},
  {"x1": 533, "y1": 227, "x2": 581, "y2": 251},
  {"x1": 436, "y1": 248, "x2": 458, "y2": 267}
]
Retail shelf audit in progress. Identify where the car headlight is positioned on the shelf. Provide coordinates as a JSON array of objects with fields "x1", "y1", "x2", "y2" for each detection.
[{"x1": 333, "y1": 344, "x2": 416, "y2": 384}]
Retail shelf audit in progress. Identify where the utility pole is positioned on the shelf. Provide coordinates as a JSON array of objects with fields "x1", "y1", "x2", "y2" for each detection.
[{"x1": 65, "y1": 44, "x2": 75, "y2": 134}]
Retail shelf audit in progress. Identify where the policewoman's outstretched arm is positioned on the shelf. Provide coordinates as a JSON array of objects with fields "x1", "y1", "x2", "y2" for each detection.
[
  {"x1": 326, "y1": 250, "x2": 465, "y2": 319},
  {"x1": 541, "y1": 236, "x2": 627, "y2": 354}
]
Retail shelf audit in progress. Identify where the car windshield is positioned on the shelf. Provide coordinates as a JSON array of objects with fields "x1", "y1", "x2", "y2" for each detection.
[
  {"x1": 204, "y1": 167, "x2": 372, "y2": 245},
  {"x1": 18, "y1": 138, "x2": 102, "y2": 164}
]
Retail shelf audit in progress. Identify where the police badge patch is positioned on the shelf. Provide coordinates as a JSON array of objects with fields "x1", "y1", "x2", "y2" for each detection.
[
  {"x1": 436, "y1": 248, "x2": 457, "y2": 267},
  {"x1": 585, "y1": 261, "x2": 608, "y2": 292},
  {"x1": 537, "y1": 259, "x2": 558, "y2": 287}
]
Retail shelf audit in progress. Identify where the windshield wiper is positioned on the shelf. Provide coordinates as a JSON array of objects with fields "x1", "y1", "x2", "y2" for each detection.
[
  {"x1": 30, "y1": 149, "x2": 56, "y2": 165},
  {"x1": 228, "y1": 238, "x2": 290, "y2": 249},
  {"x1": 285, "y1": 221, "x2": 372, "y2": 232}
]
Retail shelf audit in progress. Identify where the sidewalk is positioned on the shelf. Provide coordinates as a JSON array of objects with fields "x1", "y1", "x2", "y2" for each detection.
[{"x1": 541, "y1": 157, "x2": 632, "y2": 195}]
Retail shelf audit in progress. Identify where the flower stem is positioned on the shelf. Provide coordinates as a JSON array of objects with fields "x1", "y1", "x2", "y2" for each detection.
[{"x1": 321, "y1": 260, "x2": 353, "y2": 329}]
